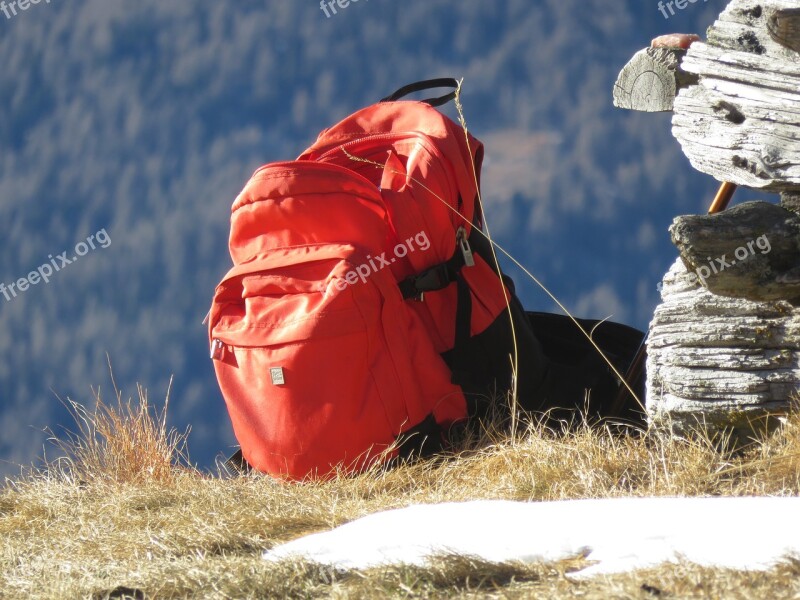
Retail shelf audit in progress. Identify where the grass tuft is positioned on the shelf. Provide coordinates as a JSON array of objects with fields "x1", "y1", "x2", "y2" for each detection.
[{"x1": 47, "y1": 380, "x2": 190, "y2": 486}]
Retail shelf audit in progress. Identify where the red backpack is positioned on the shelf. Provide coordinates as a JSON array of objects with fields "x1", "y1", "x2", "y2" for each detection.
[{"x1": 208, "y1": 79, "x2": 548, "y2": 479}]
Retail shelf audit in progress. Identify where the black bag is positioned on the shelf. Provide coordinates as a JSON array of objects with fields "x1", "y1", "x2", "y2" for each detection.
[
  {"x1": 446, "y1": 225, "x2": 646, "y2": 428},
  {"x1": 525, "y1": 311, "x2": 646, "y2": 426}
]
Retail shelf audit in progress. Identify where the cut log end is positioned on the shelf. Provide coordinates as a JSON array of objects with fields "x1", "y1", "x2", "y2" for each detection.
[{"x1": 612, "y1": 47, "x2": 697, "y2": 113}]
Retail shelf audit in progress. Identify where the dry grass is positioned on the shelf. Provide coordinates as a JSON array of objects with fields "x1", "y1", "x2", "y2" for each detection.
[
  {"x1": 2, "y1": 391, "x2": 800, "y2": 599},
  {"x1": 47, "y1": 380, "x2": 190, "y2": 486}
]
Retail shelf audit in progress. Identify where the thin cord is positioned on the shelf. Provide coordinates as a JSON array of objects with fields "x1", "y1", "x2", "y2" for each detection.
[
  {"x1": 453, "y1": 79, "x2": 521, "y2": 437},
  {"x1": 341, "y1": 120, "x2": 645, "y2": 414}
]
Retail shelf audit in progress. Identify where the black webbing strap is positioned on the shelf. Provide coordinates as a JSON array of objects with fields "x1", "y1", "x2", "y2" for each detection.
[
  {"x1": 397, "y1": 237, "x2": 475, "y2": 387},
  {"x1": 449, "y1": 272, "x2": 473, "y2": 386},
  {"x1": 399, "y1": 250, "x2": 465, "y2": 300},
  {"x1": 380, "y1": 78, "x2": 459, "y2": 108}
]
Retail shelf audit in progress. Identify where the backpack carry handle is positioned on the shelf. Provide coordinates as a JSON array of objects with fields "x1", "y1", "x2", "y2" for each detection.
[{"x1": 380, "y1": 78, "x2": 459, "y2": 107}]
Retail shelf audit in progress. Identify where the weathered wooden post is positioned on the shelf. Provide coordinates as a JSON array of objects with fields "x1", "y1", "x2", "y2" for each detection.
[{"x1": 614, "y1": 0, "x2": 800, "y2": 439}]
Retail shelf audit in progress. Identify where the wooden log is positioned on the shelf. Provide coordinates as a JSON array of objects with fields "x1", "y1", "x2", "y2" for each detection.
[
  {"x1": 767, "y1": 8, "x2": 800, "y2": 53},
  {"x1": 780, "y1": 191, "x2": 800, "y2": 214},
  {"x1": 669, "y1": 200, "x2": 800, "y2": 302},
  {"x1": 622, "y1": 1, "x2": 800, "y2": 439},
  {"x1": 647, "y1": 258, "x2": 799, "y2": 439},
  {"x1": 672, "y1": 0, "x2": 800, "y2": 192},
  {"x1": 613, "y1": 47, "x2": 698, "y2": 112}
]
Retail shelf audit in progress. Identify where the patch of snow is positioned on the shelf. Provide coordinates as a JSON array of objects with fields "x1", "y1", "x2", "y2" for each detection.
[{"x1": 263, "y1": 497, "x2": 800, "y2": 577}]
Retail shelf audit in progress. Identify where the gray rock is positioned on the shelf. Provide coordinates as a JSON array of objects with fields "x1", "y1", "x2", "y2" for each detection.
[{"x1": 646, "y1": 258, "x2": 798, "y2": 439}]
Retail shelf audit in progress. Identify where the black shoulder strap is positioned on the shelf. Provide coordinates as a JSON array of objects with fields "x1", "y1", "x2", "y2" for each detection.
[{"x1": 380, "y1": 78, "x2": 459, "y2": 107}]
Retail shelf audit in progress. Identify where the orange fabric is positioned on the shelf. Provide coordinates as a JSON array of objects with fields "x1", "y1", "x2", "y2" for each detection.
[
  {"x1": 210, "y1": 99, "x2": 510, "y2": 480},
  {"x1": 209, "y1": 162, "x2": 465, "y2": 480},
  {"x1": 300, "y1": 100, "x2": 504, "y2": 353}
]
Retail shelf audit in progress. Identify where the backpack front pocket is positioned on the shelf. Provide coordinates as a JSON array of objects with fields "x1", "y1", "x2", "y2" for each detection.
[{"x1": 209, "y1": 246, "x2": 416, "y2": 479}]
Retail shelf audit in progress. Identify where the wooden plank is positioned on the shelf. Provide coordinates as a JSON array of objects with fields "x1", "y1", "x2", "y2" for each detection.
[
  {"x1": 768, "y1": 8, "x2": 800, "y2": 53},
  {"x1": 672, "y1": 0, "x2": 800, "y2": 192}
]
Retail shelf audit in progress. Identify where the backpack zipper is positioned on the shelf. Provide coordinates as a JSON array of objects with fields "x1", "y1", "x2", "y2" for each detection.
[
  {"x1": 457, "y1": 227, "x2": 475, "y2": 267},
  {"x1": 210, "y1": 339, "x2": 225, "y2": 360},
  {"x1": 314, "y1": 132, "x2": 458, "y2": 213},
  {"x1": 315, "y1": 133, "x2": 414, "y2": 162}
]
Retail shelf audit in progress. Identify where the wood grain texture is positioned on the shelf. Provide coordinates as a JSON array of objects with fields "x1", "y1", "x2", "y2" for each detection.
[
  {"x1": 672, "y1": 0, "x2": 800, "y2": 192},
  {"x1": 628, "y1": 1, "x2": 800, "y2": 436},
  {"x1": 768, "y1": 7, "x2": 800, "y2": 52},
  {"x1": 613, "y1": 47, "x2": 697, "y2": 112}
]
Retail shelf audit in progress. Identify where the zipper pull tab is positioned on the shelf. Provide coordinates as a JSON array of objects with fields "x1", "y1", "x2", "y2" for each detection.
[
  {"x1": 457, "y1": 227, "x2": 475, "y2": 267},
  {"x1": 210, "y1": 339, "x2": 225, "y2": 360}
]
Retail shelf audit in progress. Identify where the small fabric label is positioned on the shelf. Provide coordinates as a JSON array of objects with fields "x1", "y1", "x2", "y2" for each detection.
[{"x1": 270, "y1": 367, "x2": 285, "y2": 386}]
